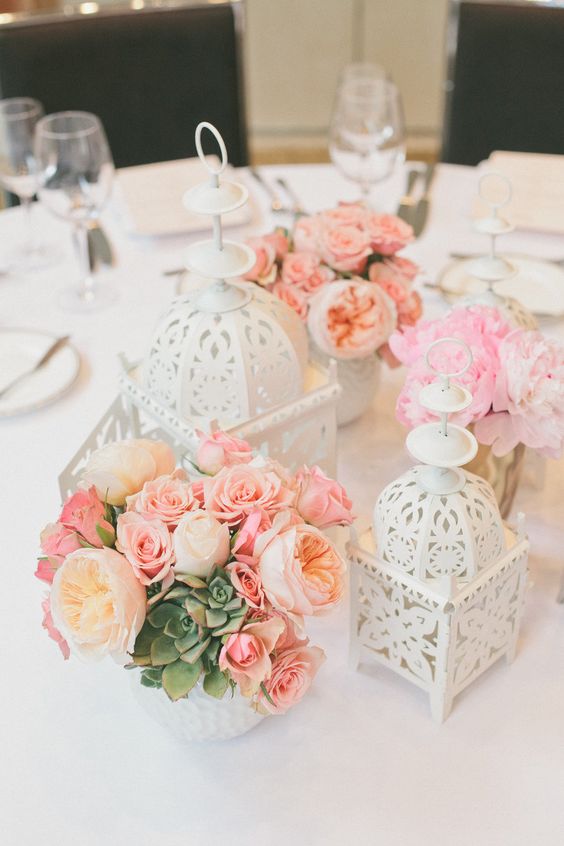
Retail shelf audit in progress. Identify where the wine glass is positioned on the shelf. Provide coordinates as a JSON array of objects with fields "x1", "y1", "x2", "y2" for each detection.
[
  {"x1": 329, "y1": 79, "x2": 405, "y2": 205},
  {"x1": 339, "y1": 62, "x2": 388, "y2": 85},
  {"x1": 34, "y1": 111, "x2": 115, "y2": 311},
  {"x1": 0, "y1": 97, "x2": 57, "y2": 271}
]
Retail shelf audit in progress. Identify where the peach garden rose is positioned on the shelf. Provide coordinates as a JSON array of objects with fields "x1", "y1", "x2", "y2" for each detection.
[{"x1": 82, "y1": 438, "x2": 175, "y2": 506}]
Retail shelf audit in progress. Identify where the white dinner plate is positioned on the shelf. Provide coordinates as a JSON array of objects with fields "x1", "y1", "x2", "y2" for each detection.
[
  {"x1": 438, "y1": 254, "x2": 564, "y2": 316},
  {"x1": 0, "y1": 329, "x2": 80, "y2": 418}
]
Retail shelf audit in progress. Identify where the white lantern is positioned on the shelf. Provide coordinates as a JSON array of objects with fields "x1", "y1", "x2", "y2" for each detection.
[
  {"x1": 143, "y1": 122, "x2": 308, "y2": 426},
  {"x1": 348, "y1": 338, "x2": 529, "y2": 722}
]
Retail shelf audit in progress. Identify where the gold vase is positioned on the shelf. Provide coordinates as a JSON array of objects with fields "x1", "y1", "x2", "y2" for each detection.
[{"x1": 464, "y1": 430, "x2": 526, "y2": 519}]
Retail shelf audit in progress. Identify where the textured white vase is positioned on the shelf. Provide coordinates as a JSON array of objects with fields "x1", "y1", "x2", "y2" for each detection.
[
  {"x1": 312, "y1": 346, "x2": 380, "y2": 426},
  {"x1": 130, "y1": 674, "x2": 265, "y2": 742}
]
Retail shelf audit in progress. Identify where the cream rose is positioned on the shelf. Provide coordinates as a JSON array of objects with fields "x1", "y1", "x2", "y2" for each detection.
[
  {"x1": 50, "y1": 547, "x2": 146, "y2": 663},
  {"x1": 173, "y1": 509, "x2": 231, "y2": 578},
  {"x1": 81, "y1": 439, "x2": 175, "y2": 506}
]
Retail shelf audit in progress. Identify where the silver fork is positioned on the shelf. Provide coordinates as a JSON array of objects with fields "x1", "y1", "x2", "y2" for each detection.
[
  {"x1": 275, "y1": 177, "x2": 305, "y2": 216},
  {"x1": 249, "y1": 168, "x2": 291, "y2": 214}
]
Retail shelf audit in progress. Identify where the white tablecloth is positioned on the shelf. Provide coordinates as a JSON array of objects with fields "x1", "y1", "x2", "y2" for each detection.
[{"x1": 2, "y1": 163, "x2": 563, "y2": 846}]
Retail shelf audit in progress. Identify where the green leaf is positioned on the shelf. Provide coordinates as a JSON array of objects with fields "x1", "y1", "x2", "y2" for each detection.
[
  {"x1": 165, "y1": 585, "x2": 191, "y2": 601},
  {"x1": 77, "y1": 536, "x2": 97, "y2": 549},
  {"x1": 174, "y1": 629, "x2": 200, "y2": 654},
  {"x1": 95, "y1": 523, "x2": 115, "y2": 547},
  {"x1": 131, "y1": 653, "x2": 152, "y2": 666},
  {"x1": 162, "y1": 659, "x2": 202, "y2": 701},
  {"x1": 204, "y1": 638, "x2": 221, "y2": 663},
  {"x1": 179, "y1": 637, "x2": 211, "y2": 665},
  {"x1": 185, "y1": 602, "x2": 207, "y2": 627},
  {"x1": 260, "y1": 682, "x2": 275, "y2": 707},
  {"x1": 148, "y1": 603, "x2": 185, "y2": 629},
  {"x1": 133, "y1": 622, "x2": 160, "y2": 657},
  {"x1": 151, "y1": 635, "x2": 180, "y2": 666},
  {"x1": 203, "y1": 667, "x2": 229, "y2": 700},
  {"x1": 223, "y1": 597, "x2": 243, "y2": 612},
  {"x1": 206, "y1": 608, "x2": 228, "y2": 628},
  {"x1": 140, "y1": 674, "x2": 161, "y2": 689},
  {"x1": 175, "y1": 573, "x2": 208, "y2": 589},
  {"x1": 164, "y1": 618, "x2": 186, "y2": 639},
  {"x1": 141, "y1": 667, "x2": 163, "y2": 684},
  {"x1": 214, "y1": 612, "x2": 245, "y2": 637}
]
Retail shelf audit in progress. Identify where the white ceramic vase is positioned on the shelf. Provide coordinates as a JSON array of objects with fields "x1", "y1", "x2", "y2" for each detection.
[
  {"x1": 130, "y1": 674, "x2": 265, "y2": 742},
  {"x1": 312, "y1": 346, "x2": 380, "y2": 426}
]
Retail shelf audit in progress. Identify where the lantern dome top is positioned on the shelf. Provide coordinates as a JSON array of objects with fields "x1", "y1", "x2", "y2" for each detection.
[
  {"x1": 374, "y1": 337, "x2": 507, "y2": 583},
  {"x1": 143, "y1": 121, "x2": 308, "y2": 426}
]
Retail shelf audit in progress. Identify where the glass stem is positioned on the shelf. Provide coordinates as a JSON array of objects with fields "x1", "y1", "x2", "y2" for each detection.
[
  {"x1": 73, "y1": 222, "x2": 95, "y2": 304},
  {"x1": 21, "y1": 196, "x2": 35, "y2": 254}
]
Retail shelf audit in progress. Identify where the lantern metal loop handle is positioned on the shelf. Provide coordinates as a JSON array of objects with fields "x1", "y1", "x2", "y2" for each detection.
[{"x1": 195, "y1": 122, "x2": 228, "y2": 176}]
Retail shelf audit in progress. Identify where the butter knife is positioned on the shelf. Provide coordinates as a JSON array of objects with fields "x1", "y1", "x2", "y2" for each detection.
[
  {"x1": 0, "y1": 334, "x2": 70, "y2": 398},
  {"x1": 87, "y1": 221, "x2": 115, "y2": 270},
  {"x1": 397, "y1": 168, "x2": 422, "y2": 226},
  {"x1": 410, "y1": 164, "x2": 435, "y2": 238}
]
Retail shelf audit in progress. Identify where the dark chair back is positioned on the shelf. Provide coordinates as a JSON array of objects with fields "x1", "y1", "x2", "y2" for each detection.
[
  {"x1": 0, "y1": 1, "x2": 248, "y2": 169},
  {"x1": 442, "y1": 0, "x2": 564, "y2": 165}
]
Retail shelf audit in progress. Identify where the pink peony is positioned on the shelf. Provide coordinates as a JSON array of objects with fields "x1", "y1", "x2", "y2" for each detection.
[
  {"x1": 196, "y1": 430, "x2": 253, "y2": 476},
  {"x1": 38, "y1": 522, "x2": 81, "y2": 577},
  {"x1": 219, "y1": 616, "x2": 284, "y2": 696},
  {"x1": 293, "y1": 215, "x2": 321, "y2": 253},
  {"x1": 116, "y1": 512, "x2": 174, "y2": 585},
  {"x1": 259, "y1": 524, "x2": 346, "y2": 616},
  {"x1": 364, "y1": 213, "x2": 414, "y2": 255},
  {"x1": 474, "y1": 330, "x2": 564, "y2": 457},
  {"x1": 320, "y1": 223, "x2": 371, "y2": 273},
  {"x1": 126, "y1": 471, "x2": 198, "y2": 528},
  {"x1": 59, "y1": 486, "x2": 114, "y2": 548},
  {"x1": 257, "y1": 644, "x2": 325, "y2": 715},
  {"x1": 41, "y1": 596, "x2": 70, "y2": 660},
  {"x1": 272, "y1": 280, "x2": 308, "y2": 321},
  {"x1": 294, "y1": 465, "x2": 353, "y2": 528},
  {"x1": 308, "y1": 278, "x2": 396, "y2": 359},
  {"x1": 204, "y1": 463, "x2": 295, "y2": 527},
  {"x1": 243, "y1": 236, "x2": 277, "y2": 286},
  {"x1": 227, "y1": 560, "x2": 266, "y2": 609}
]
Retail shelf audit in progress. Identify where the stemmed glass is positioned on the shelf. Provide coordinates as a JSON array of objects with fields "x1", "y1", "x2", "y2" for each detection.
[
  {"x1": 0, "y1": 97, "x2": 56, "y2": 271},
  {"x1": 329, "y1": 79, "x2": 405, "y2": 205},
  {"x1": 34, "y1": 111, "x2": 115, "y2": 311}
]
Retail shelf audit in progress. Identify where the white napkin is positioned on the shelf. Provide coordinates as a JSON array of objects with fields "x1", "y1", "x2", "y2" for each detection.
[
  {"x1": 115, "y1": 156, "x2": 253, "y2": 237},
  {"x1": 0, "y1": 330, "x2": 54, "y2": 394},
  {"x1": 475, "y1": 151, "x2": 564, "y2": 234}
]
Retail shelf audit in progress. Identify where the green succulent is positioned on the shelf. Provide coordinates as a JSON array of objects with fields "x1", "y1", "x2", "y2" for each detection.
[{"x1": 131, "y1": 567, "x2": 246, "y2": 702}]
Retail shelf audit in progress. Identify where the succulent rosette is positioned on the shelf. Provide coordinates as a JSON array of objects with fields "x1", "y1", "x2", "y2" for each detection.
[
  {"x1": 241, "y1": 206, "x2": 422, "y2": 366},
  {"x1": 36, "y1": 432, "x2": 353, "y2": 716}
]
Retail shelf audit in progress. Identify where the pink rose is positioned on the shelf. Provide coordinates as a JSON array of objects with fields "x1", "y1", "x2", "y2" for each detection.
[
  {"x1": 243, "y1": 236, "x2": 277, "y2": 286},
  {"x1": 294, "y1": 465, "x2": 353, "y2": 529},
  {"x1": 257, "y1": 644, "x2": 325, "y2": 714},
  {"x1": 227, "y1": 560, "x2": 266, "y2": 609},
  {"x1": 126, "y1": 471, "x2": 198, "y2": 528},
  {"x1": 264, "y1": 229, "x2": 290, "y2": 261},
  {"x1": 59, "y1": 486, "x2": 114, "y2": 548},
  {"x1": 320, "y1": 203, "x2": 367, "y2": 229},
  {"x1": 272, "y1": 281, "x2": 308, "y2": 321},
  {"x1": 308, "y1": 278, "x2": 396, "y2": 359},
  {"x1": 219, "y1": 616, "x2": 285, "y2": 696},
  {"x1": 187, "y1": 478, "x2": 206, "y2": 509},
  {"x1": 397, "y1": 291, "x2": 423, "y2": 328},
  {"x1": 196, "y1": 430, "x2": 253, "y2": 476},
  {"x1": 259, "y1": 524, "x2": 346, "y2": 616},
  {"x1": 384, "y1": 255, "x2": 419, "y2": 280},
  {"x1": 41, "y1": 596, "x2": 70, "y2": 660},
  {"x1": 281, "y1": 251, "x2": 336, "y2": 297},
  {"x1": 38, "y1": 522, "x2": 81, "y2": 577},
  {"x1": 320, "y1": 224, "x2": 371, "y2": 273},
  {"x1": 293, "y1": 215, "x2": 321, "y2": 253},
  {"x1": 474, "y1": 330, "x2": 564, "y2": 458},
  {"x1": 364, "y1": 213, "x2": 414, "y2": 255},
  {"x1": 204, "y1": 464, "x2": 295, "y2": 527},
  {"x1": 116, "y1": 512, "x2": 174, "y2": 585},
  {"x1": 231, "y1": 508, "x2": 272, "y2": 566},
  {"x1": 369, "y1": 262, "x2": 410, "y2": 307}
]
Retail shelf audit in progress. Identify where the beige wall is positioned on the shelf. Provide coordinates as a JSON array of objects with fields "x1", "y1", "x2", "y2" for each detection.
[{"x1": 246, "y1": 0, "x2": 449, "y2": 158}]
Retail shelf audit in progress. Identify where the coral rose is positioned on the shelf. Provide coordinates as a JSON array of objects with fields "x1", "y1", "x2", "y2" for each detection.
[
  {"x1": 308, "y1": 278, "x2": 396, "y2": 359},
  {"x1": 293, "y1": 215, "x2": 321, "y2": 252},
  {"x1": 173, "y1": 510, "x2": 230, "y2": 578},
  {"x1": 243, "y1": 236, "x2": 277, "y2": 286},
  {"x1": 295, "y1": 465, "x2": 353, "y2": 529},
  {"x1": 259, "y1": 524, "x2": 346, "y2": 616},
  {"x1": 204, "y1": 464, "x2": 295, "y2": 527},
  {"x1": 82, "y1": 439, "x2": 175, "y2": 506},
  {"x1": 320, "y1": 223, "x2": 371, "y2": 273},
  {"x1": 320, "y1": 203, "x2": 367, "y2": 228},
  {"x1": 272, "y1": 281, "x2": 308, "y2": 321},
  {"x1": 227, "y1": 560, "x2": 265, "y2": 609},
  {"x1": 50, "y1": 547, "x2": 146, "y2": 662},
  {"x1": 258, "y1": 644, "x2": 325, "y2": 714},
  {"x1": 364, "y1": 213, "x2": 414, "y2": 255},
  {"x1": 384, "y1": 255, "x2": 419, "y2": 280},
  {"x1": 219, "y1": 616, "x2": 285, "y2": 696},
  {"x1": 38, "y1": 522, "x2": 81, "y2": 579},
  {"x1": 196, "y1": 430, "x2": 253, "y2": 476},
  {"x1": 281, "y1": 251, "x2": 336, "y2": 297},
  {"x1": 116, "y1": 512, "x2": 174, "y2": 585},
  {"x1": 60, "y1": 486, "x2": 114, "y2": 547},
  {"x1": 126, "y1": 471, "x2": 198, "y2": 528}
]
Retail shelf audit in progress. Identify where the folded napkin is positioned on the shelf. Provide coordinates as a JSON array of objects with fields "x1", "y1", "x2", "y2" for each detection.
[
  {"x1": 115, "y1": 156, "x2": 253, "y2": 237},
  {"x1": 475, "y1": 151, "x2": 564, "y2": 234},
  {"x1": 0, "y1": 330, "x2": 55, "y2": 394}
]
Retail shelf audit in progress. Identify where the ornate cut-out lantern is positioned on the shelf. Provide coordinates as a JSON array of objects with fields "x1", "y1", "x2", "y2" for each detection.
[
  {"x1": 347, "y1": 338, "x2": 529, "y2": 722},
  {"x1": 59, "y1": 123, "x2": 340, "y2": 496}
]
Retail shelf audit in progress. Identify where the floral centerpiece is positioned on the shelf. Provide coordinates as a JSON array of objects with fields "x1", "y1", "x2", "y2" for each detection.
[
  {"x1": 36, "y1": 432, "x2": 353, "y2": 739},
  {"x1": 390, "y1": 304, "x2": 564, "y2": 514},
  {"x1": 243, "y1": 204, "x2": 422, "y2": 424}
]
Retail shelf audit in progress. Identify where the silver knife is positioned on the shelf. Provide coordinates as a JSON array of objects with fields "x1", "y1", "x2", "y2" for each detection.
[
  {"x1": 397, "y1": 168, "x2": 422, "y2": 225},
  {"x1": 87, "y1": 221, "x2": 115, "y2": 270},
  {"x1": 0, "y1": 335, "x2": 70, "y2": 398},
  {"x1": 411, "y1": 164, "x2": 435, "y2": 238}
]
